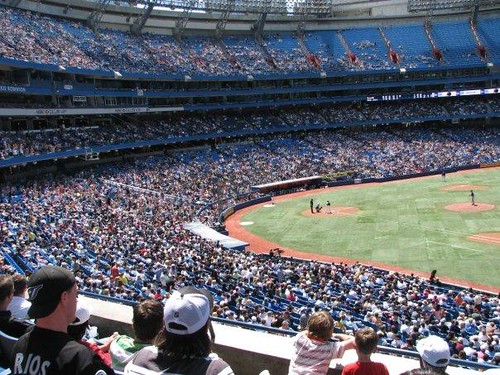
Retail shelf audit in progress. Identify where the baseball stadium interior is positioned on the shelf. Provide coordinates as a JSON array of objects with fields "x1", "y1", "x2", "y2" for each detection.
[{"x1": 0, "y1": 0, "x2": 499, "y2": 372}]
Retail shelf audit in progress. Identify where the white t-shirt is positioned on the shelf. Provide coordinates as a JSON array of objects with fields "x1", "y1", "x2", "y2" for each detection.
[{"x1": 8, "y1": 296, "x2": 31, "y2": 320}]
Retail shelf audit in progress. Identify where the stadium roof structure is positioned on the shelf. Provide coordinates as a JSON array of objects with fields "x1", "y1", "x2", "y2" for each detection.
[
  {"x1": 130, "y1": 0, "x2": 334, "y2": 16},
  {"x1": 407, "y1": 0, "x2": 500, "y2": 12}
]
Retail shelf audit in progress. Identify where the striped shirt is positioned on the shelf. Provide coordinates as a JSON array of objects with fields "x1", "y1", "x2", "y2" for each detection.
[{"x1": 288, "y1": 332, "x2": 347, "y2": 375}]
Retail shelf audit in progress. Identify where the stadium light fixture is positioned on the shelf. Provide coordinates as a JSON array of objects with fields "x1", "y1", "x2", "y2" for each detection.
[
  {"x1": 408, "y1": 0, "x2": 497, "y2": 12},
  {"x1": 137, "y1": 0, "x2": 332, "y2": 16}
]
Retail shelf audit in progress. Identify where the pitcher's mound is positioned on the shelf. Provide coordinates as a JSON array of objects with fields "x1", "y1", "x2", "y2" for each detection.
[
  {"x1": 441, "y1": 184, "x2": 488, "y2": 192},
  {"x1": 468, "y1": 232, "x2": 500, "y2": 246},
  {"x1": 445, "y1": 203, "x2": 495, "y2": 212},
  {"x1": 302, "y1": 206, "x2": 360, "y2": 217}
]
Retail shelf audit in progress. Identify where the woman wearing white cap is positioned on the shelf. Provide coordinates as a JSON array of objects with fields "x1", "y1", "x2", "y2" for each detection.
[{"x1": 124, "y1": 286, "x2": 233, "y2": 375}]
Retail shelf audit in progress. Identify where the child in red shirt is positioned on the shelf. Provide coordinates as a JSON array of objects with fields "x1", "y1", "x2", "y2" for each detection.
[{"x1": 342, "y1": 328, "x2": 389, "y2": 375}]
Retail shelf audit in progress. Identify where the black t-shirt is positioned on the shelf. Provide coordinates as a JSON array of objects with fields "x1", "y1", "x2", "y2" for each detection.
[
  {"x1": 0, "y1": 310, "x2": 33, "y2": 338},
  {"x1": 10, "y1": 326, "x2": 115, "y2": 375}
]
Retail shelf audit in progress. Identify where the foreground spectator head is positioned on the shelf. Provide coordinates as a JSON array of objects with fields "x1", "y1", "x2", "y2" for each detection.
[
  {"x1": 67, "y1": 299, "x2": 91, "y2": 340},
  {"x1": 306, "y1": 310, "x2": 334, "y2": 341},
  {"x1": 12, "y1": 274, "x2": 28, "y2": 297},
  {"x1": 0, "y1": 274, "x2": 14, "y2": 306},
  {"x1": 416, "y1": 335, "x2": 450, "y2": 372},
  {"x1": 27, "y1": 265, "x2": 76, "y2": 320},
  {"x1": 355, "y1": 327, "x2": 380, "y2": 355},
  {"x1": 7, "y1": 274, "x2": 32, "y2": 320},
  {"x1": 163, "y1": 286, "x2": 213, "y2": 338},
  {"x1": 124, "y1": 286, "x2": 233, "y2": 374},
  {"x1": 110, "y1": 299, "x2": 164, "y2": 371},
  {"x1": 133, "y1": 299, "x2": 164, "y2": 342}
]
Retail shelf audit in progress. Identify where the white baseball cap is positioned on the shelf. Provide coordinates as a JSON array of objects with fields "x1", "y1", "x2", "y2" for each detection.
[
  {"x1": 417, "y1": 335, "x2": 451, "y2": 368},
  {"x1": 164, "y1": 287, "x2": 212, "y2": 335},
  {"x1": 70, "y1": 299, "x2": 91, "y2": 326}
]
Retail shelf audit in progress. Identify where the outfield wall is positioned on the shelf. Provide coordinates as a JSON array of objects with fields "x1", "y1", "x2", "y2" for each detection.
[{"x1": 325, "y1": 164, "x2": 480, "y2": 187}]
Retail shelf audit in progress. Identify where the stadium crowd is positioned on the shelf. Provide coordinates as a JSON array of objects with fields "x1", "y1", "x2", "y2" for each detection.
[
  {"x1": 0, "y1": 5, "x2": 499, "y2": 372},
  {"x1": 0, "y1": 6, "x2": 494, "y2": 76},
  {"x1": 1, "y1": 118, "x2": 499, "y2": 369},
  {"x1": 1, "y1": 97, "x2": 498, "y2": 161}
]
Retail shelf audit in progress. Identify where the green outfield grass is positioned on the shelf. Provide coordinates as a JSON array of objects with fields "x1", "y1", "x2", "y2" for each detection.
[{"x1": 242, "y1": 168, "x2": 500, "y2": 288}]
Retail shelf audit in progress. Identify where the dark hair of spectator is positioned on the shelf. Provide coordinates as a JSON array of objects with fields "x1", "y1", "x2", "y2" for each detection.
[
  {"x1": 133, "y1": 299, "x2": 164, "y2": 342},
  {"x1": 355, "y1": 327, "x2": 379, "y2": 355},
  {"x1": 156, "y1": 321, "x2": 211, "y2": 361},
  {"x1": 67, "y1": 320, "x2": 90, "y2": 341},
  {"x1": 306, "y1": 310, "x2": 334, "y2": 341},
  {"x1": 12, "y1": 274, "x2": 28, "y2": 296},
  {"x1": 0, "y1": 275, "x2": 14, "y2": 301}
]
